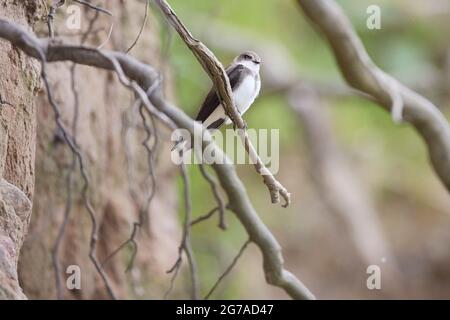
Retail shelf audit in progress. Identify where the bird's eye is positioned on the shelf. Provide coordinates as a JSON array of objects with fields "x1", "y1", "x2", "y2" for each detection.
[{"x1": 244, "y1": 54, "x2": 251, "y2": 60}]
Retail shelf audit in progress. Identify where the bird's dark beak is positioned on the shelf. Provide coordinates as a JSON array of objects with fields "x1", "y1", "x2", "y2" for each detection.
[{"x1": 253, "y1": 60, "x2": 260, "y2": 64}]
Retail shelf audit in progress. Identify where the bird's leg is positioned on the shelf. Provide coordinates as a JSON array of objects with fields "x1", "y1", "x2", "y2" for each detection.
[
  {"x1": 238, "y1": 110, "x2": 248, "y2": 130},
  {"x1": 242, "y1": 119, "x2": 248, "y2": 130},
  {"x1": 233, "y1": 110, "x2": 248, "y2": 130}
]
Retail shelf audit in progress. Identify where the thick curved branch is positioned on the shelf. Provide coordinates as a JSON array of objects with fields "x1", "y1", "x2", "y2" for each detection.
[
  {"x1": 296, "y1": 0, "x2": 450, "y2": 192},
  {"x1": 0, "y1": 19, "x2": 314, "y2": 300},
  {"x1": 154, "y1": 0, "x2": 291, "y2": 207}
]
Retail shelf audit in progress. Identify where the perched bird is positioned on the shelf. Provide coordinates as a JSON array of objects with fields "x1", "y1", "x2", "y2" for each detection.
[
  {"x1": 196, "y1": 51, "x2": 261, "y2": 130},
  {"x1": 173, "y1": 51, "x2": 261, "y2": 151}
]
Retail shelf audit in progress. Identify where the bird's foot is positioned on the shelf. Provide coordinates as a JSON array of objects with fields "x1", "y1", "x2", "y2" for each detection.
[{"x1": 233, "y1": 120, "x2": 248, "y2": 131}]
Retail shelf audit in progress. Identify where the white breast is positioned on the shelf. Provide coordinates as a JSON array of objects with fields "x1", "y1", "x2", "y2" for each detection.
[
  {"x1": 233, "y1": 74, "x2": 260, "y2": 115},
  {"x1": 203, "y1": 67, "x2": 260, "y2": 128}
]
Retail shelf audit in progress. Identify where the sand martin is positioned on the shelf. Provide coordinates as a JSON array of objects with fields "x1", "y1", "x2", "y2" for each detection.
[{"x1": 173, "y1": 51, "x2": 261, "y2": 152}]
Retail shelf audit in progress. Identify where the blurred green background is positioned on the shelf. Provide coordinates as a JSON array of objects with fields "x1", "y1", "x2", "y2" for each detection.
[{"x1": 153, "y1": 0, "x2": 450, "y2": 299}]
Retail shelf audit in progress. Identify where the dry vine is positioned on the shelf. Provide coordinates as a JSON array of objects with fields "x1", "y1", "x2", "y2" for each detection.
[{"x1": 50, "y1": 6, "x2": 110, "y2": 300}]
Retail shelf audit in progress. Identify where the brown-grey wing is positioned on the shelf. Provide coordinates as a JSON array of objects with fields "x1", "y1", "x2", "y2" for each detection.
[{"x1": 195, "y1": 64, "x2": 245, "y2": 122}]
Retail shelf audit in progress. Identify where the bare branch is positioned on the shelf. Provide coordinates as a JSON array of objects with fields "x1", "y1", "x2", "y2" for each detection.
[
  {"x1": 296, "y1": 0, "x2": 450, "y2": 193},
  {"x1": 154, "y1": 0, "x2": 291, "y2": 207}
]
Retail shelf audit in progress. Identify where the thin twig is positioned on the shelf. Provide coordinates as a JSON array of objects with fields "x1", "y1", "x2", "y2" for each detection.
[
  {"x1": 126, "y1": 0, "x2": 150, "y2": 53},
  {"x1": 197, "y1": 164, "x2": 227, "y2": 229},
  {"x1": 163, "y1": 256, "x2": 181, "y2": 299},
  {"x1": 47, "y1": 0, "x2": 65, "y2": 37},
  {"x1": 154, "y1": 0, "x2": 291, "y2": 207},
  {"x1": 121, "y1": 96, "x2": 142, "y2": 211},
  {"x1": 190, "y1": 206, "x2": 219, "y2": 227},
  {"x1": 204, "y1": 239, "x2": 251, "y2": 300},
  {"x1": 163, "y1": 149, "x2": 199, "y2": 300},
  {"x1": 176, "y1": 156, "x2": 200, "y2": 299},
  {"x1": 71, "y1": 0, "x2": 114, "y2": 49},
  {"x1": 80, "y1": 9, "x2": 100, "y2": 44}
]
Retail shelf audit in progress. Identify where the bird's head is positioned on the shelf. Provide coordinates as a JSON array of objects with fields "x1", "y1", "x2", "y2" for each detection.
[{"x1": 235, "y1": 51, "x2": 261, "y2": 72}]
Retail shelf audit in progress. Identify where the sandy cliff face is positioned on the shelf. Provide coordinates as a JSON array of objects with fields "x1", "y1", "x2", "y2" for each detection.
[
  {"x1": 0, "y1": 0, "x2": 43, "y2": 299},
  {"x1": 0, "y1": 1, "x2": 178, "y2": 299}
]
